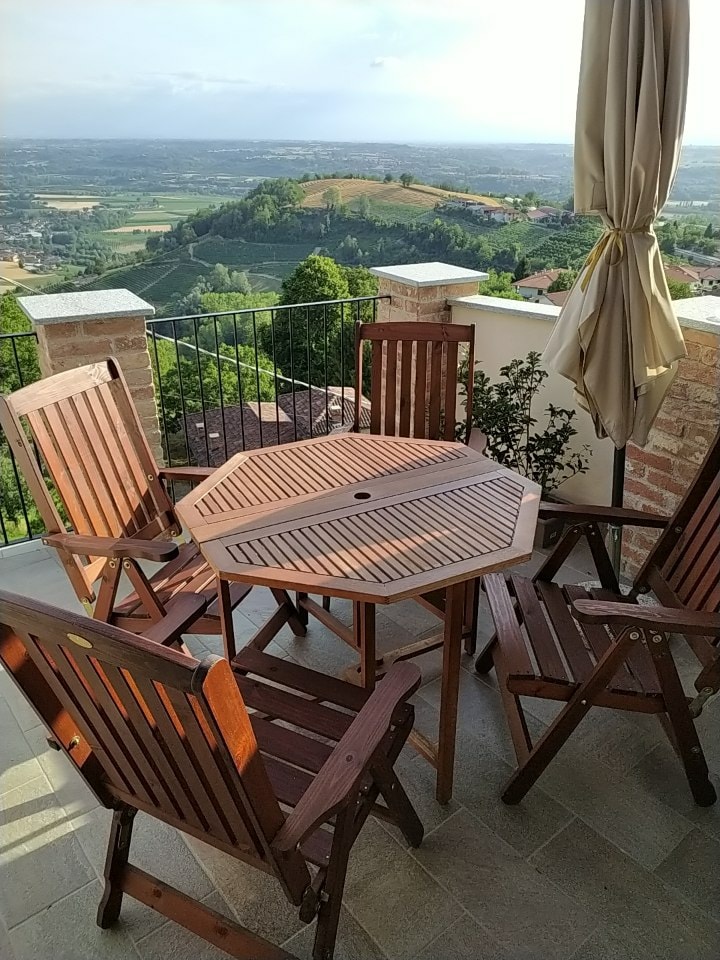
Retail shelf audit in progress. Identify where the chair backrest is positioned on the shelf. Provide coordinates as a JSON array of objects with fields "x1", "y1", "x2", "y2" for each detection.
[
  {"x1": 0, "y1": 359, "x2": 175, "y2": 601},
  {"x1": 636, "y1": 426, "x2": 720, "y2": 665},
  {"x1": 355, "y1": 321, "x2": 475, "y2": 442},
  {"x1": 0, "y1": 589, "x2": 310, "y2": 898}
]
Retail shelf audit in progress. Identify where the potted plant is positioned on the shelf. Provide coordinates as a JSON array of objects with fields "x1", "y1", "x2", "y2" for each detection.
[{"x1": 457, "y1": 351, "x2": 591, "y2": 547}]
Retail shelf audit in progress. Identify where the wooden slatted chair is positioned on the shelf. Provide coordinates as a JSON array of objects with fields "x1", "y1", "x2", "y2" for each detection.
[
  {"x1": 476, "y1": 426, "x2": 720, "y2": 806},
  {"x1": 0, "y1": 589, "x2": 423, "y2": 960},
  {"x1": 352, "y1": 320, "x2": 484, "y2": 450},
  {"x1": 317, "y1": 321, "x2": 485, "y2": 662},
  {"x1": 0, "y1": 358, "x2": 305, "y2": 650}
]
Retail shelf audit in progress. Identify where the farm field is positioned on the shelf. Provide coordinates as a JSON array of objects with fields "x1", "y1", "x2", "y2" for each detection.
[
  {"x1": 107, "y1": 224, "x2": 172, "y2": 233},
  {"x1": 191, "y1": 237, "x2": 318, "y2": 268},
  {"x1": 38, "y1": 199, "x2": 101, "y2": 210},
  {"x1": 300, "y1": 178, "x2": 500, "y2": 209},
  {"x1": 0, "y1": 260, "x2": 53, "y2": 292}
]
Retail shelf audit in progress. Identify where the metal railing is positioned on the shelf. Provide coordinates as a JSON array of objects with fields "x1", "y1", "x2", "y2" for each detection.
[
  {"x1": 146, "y1": 295, "x2": 386, "y2": 470},
  {"x1": 0, "y1": 331, "x2": 41, "y2": 546}
]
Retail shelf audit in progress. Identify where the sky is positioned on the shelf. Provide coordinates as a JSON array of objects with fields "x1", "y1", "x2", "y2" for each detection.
[{"x1": 2, "y1": 0, "x2": 718, "y2": 144}]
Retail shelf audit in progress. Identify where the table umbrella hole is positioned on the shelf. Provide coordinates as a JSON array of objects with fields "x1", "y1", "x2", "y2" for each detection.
[{"x1": 353, "y1": 492, "x2": 371, "y2": 500}]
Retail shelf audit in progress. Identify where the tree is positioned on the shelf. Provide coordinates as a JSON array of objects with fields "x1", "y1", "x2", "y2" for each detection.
[
  {"x1": 1, "y1": 294, "x2": 43, "y2": 539},
  {"x1": 513, "y1": 257, "x2": 530, "y2": 282},
  {"x1": 280, "y1": 254, "x2": 349, "y2": 306},
  {"x1": 0, "y1": 294, "x2": 40, "y2": 394},
  {"x1": 207, "y1": 263, "x2": 251, "y2": 294},
  {"x1": 667, "y1": 278, "x2": 692, "y2": 300},
  {"x1": 399, "y1": 173, "x2": 414, "y2": 188},
  {"x1": 383, "y1": 173, "x2": 394, "y2": 183},
  {"x1": 260, "y1": 255, "x2": 353, "y2": 388},
  {"x1": 705, "y1": 223, "x2": 715, "y2": 239},
  {"x1": 547, "y1": 270, "x2": 576, "y2": 293},
  {"x1": 322, "y1": 187, "x2": 342, "y2": 210},
  {"x1": 477, "y1": 271, "x2": 524, "y2": 301},
  {"x1": 149, "y1": 336, "x2": 279, "y2": 436},
  {"x1": 356, "y1": 194, "x2": 371, "y2": 218}
]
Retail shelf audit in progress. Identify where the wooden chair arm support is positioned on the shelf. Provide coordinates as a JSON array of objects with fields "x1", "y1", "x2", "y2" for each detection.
[
  {"x1": 271, "y1": 662, "x2": 421, "y2": 854},
  {"x1": 572, "y1": 600, "x2": 720, "y2": 636},
  {"x1": 538, "y1": 502, "x2": 669, "y2": 528},
  {"x1": 158, "y1": 466, "x2": 217, "y2": 485},
  {"x1": 140, "y1": 594, "x2": 208, "y2": 646},
  {"x1": 43, "y1": 533, "x2": 179, "y2": 563},
  {"x1": 466, "y1": 428, "x2": 488, "y2": 455}
]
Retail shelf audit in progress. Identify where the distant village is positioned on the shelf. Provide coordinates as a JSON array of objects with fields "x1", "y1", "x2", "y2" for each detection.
[
  {"x1": 0, "y1": 216, "x2": 62, "y2": 275},
  {"x1": 442, "y1": 197, "x2": 571, "y2": 225}
]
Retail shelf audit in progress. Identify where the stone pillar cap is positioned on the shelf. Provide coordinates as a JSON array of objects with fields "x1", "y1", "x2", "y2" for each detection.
[
  {"x1": 18, "y1": 289, "x2": 155, "y2": 325},
  {"x1": 369, "y1": 262, "x2": 488, "y2": 287}
]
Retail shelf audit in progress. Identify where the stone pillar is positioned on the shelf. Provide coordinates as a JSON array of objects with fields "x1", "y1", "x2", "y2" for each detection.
[
  {"x1": 18, "y1": 289, "x2": 163, "y2": 463},
  {"x1": 622, "y1": 310, "x2": 720, "y2": 578},
  {"x1": 370, "y1": 261, "x2": 488, "y2": 323}
]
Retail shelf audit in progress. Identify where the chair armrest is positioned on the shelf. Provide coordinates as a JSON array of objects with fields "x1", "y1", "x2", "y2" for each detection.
[
  {"x1": 539, "y1": 502, "x2": 668, "y2": 528},
  {"x1": 141, "y1": 594, "x2": 208, "y2": 646},
  {"x1": 572, "y1": 599, "x2": 720, "y2": 636},
  {"x1": 158, "y1": 466, "x2": 216, "y2": 485},
  {"x1": 271, "y1": 662, "x2": 421, "y2": 853},
  {"x1": 466, "y1": 428, "x2": 488, "y2": 455},
  {"x1": 43, "y1": 533, "x2": 179, "y2": 563}
]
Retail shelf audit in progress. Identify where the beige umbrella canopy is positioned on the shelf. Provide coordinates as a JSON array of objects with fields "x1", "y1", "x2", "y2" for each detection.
[{"x1": 543, "y1": 0, "x2": 690, "y2": 449}]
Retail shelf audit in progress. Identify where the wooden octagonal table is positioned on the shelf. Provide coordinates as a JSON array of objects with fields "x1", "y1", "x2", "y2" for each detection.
[{"x1": 176, "y1": 433, "x2": 540, "y2": 801}]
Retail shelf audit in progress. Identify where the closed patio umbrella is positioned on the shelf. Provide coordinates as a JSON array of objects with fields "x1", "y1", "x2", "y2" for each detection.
[{"x1": 543, "y1": 0, "x2": 690, "y2": 454}]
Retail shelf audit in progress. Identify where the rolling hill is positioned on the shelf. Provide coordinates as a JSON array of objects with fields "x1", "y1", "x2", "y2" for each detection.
[{"x1": 300, "y1": 178, "x2": 500, "y2": 209}]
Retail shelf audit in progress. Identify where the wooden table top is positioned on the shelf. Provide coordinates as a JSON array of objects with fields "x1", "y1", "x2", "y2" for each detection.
[{"x1": 175, "y1": 434, "x2": 540, "y2": 603}]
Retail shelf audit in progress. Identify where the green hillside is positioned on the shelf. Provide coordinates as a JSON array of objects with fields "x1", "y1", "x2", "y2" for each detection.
[{"x1": 55, "y1": 177, "x2": 601, "y2": 313}]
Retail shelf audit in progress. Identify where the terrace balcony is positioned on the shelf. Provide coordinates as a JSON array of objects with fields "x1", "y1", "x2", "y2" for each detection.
[{"x1": 1, "y1": 266, "x2": 719, "y2": 959}]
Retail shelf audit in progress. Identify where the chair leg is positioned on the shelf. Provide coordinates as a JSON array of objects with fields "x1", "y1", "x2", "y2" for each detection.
[
  {"x1": 296, "y1": 592, "x2": 309, "y2": 627},
  {"x1": 270, "y1": 588, "x2": 307, "y2": 637},
  {"x1": 322, "y1": 595, "x2": 331, "y2": 612},
  {"x1": 97, "y1": 806, "x2": 136, "y2": 928},
  {"x1": 474, "y1": 632, "x2": 496, "y2": 674},
  {"x1": 371, "y1": 754, "x2": 424, "y2": 848},
  {"x1": 463, "y1": 578, "x2": 480, "y2": 656},
  {"x1": 313, "y1": 804, "x2": 355, "y2": 960},
  {"x1": 494, "y1": 651, "x2": 533, "y2": 766},
  {"x1": 502, "y1": 627, "x2": 639, "y2": 804},
  {"x1": 647, "y1": 630, "x2": 717, "y2": 807}
]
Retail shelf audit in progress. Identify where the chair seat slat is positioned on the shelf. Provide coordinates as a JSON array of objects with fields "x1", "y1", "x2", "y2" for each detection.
[{"x1": 511, "y1": 576, "x2": 567, "y2": 682}]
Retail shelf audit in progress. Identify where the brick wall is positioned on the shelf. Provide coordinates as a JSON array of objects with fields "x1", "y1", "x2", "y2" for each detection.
[
  {"x1": 376, "y1": 280, "x2": 484, "y2": 324},
  {"x1": 622, "y1": 324, "x2": 720, "y2": 576}
]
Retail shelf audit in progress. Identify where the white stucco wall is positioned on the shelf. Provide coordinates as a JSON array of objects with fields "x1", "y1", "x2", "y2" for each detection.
[{"x1": 450, "y1": 295, "x2": 615, "y2": 504}]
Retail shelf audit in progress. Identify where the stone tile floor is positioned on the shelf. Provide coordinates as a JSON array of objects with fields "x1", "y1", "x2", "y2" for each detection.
[{"x1": 1, "y1": 542, "x2": 719, "y2": 960}]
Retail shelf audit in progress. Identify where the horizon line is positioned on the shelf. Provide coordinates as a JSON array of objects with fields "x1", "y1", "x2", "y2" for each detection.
[{"x1": 2, "y1": 136, "x2": 718, "y2": 149}]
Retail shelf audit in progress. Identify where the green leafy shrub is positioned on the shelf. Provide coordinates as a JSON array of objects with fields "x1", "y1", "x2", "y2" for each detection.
[{"x1": 458, "y1": 351, "x2": 591, "y2": 496}]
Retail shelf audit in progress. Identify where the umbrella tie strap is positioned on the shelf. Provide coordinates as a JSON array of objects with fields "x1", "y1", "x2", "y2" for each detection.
[{"x1": 580, "y1": 226, "x2": 651, "y2": 292}]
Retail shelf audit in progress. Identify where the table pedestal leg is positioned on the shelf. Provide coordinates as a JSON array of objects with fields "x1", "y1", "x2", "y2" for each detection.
[
  {"x1": 436, "y1": 581, "x2": 465, "y2": 804},
  {"x1": 353, "y1": 602, "x2": 376, "y2": 690}
]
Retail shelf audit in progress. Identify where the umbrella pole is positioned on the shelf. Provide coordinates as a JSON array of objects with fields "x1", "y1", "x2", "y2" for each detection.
[{"x1": 610, "y1": 444, "x2": 626, "y2": 576}]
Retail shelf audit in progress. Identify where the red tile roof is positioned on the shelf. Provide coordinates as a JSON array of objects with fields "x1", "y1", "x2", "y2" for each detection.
[
  {"x1": 543, "y1": 290, "x2": 570, "y2": 307},
  {"x1": 665, "y1": 263, "x2": 700, "y2": 283},
  {"x1": 514, "y1": 269, "x2": 562, "y2": 291},
  {"x1": 699, "y1": 266, "x2": 720, "y2": 280},
  {"x1": 184, "y1": 386, "x2": 371, "y2": 467}
]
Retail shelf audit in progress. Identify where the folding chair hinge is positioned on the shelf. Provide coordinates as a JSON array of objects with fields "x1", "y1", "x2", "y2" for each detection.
[
  {"x1": 81, "y1": 598, "x2": 94, "y2": 616},
  {"x1": 689, "y1": 687, "x2": 718, "y2": 719}
]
